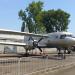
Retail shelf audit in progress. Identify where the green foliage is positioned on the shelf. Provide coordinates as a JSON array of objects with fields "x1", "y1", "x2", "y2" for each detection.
[
  {"x1": 18, "y1": 1, "x2": 45, "y2": 33},
  {"x1": 26, "y1": 1, "x2": 43, "y2": 18},
  {"x1": 26, "y1": 1, "x2": 44, "y2": 33},
  {"x1": 37, "y1": 9, "x2": 70, "y2": 33},
  {"x1": 18, "y1": 1, "x2": 70, "y2": 33}
]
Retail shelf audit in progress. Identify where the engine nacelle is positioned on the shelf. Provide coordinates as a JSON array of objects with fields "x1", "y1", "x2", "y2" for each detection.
[{"x1": 28, "y1": 40, "x2": 38, "y2": 47}]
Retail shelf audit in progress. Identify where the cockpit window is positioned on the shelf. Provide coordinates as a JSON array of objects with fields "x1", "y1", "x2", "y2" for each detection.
[
  {"x1": 60, "y1": 34, "x2": 72, "y2": 39},
  {"x1": 66, "y1": 35, "x2": 72, "y2": 37},
  {"x1": 60, "y1": 35, "x2": 66, "y2": 39}
]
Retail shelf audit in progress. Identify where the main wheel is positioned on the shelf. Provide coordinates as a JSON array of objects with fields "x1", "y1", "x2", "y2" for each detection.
[{"x1": 67, "y1": 50, "x2": 71, "y2": 54}]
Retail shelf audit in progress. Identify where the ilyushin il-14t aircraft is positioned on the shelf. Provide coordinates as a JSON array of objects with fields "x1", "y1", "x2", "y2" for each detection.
[{"x1": 0, "y1": 29, "x2": 75, "y2": 59}]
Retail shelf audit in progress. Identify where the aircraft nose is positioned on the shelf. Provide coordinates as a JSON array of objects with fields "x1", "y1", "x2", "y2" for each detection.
[
  {"x1": 72, "y1": 38, "x2": 75, "y2": 44},
  {"x1": 65, "y1": 37, "x2": 75, "y2": 45}
]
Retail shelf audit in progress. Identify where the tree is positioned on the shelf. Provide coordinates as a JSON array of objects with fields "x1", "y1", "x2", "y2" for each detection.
[
  {"x1": 19, "y1": 10, "x2": 26, "y2": 32},
  {"x1": 18, "y1": 1, "x2": 45, "y2": 33},
  {"x1": 37, "y1": 9, "x2": 70, "y2": 33},
  {"x1": 19, "y1": 1, "x2": 70, "y2": 33}
]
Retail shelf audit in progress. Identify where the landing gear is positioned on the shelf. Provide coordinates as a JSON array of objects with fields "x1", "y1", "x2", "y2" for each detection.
[
  {"x1": 63, "y1": 49, "x2": 66, "y2": 59},
  {"x1": 25, "y1": 50, "x2": 29, "y2": 57},
  {"x1": 23, "y1": 46, "x2": 30, "y2": 57},
  {"x1": 67, "y1": 47, "x2": 72, "y2": 54},
  {"x1": 58, "y1": 49, "x2": 62, "y2": 56},
  {"x1": 67, "y1": 50, "x2": 71, "y2": 54},
  {"x1": 57, "y1": 48, "x2": 66, "y2": 59},
  {"x1": 24, "y1": 46, "x2": 46, "y2": 57}
]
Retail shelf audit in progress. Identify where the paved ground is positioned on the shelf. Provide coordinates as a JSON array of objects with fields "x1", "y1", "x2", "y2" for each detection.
[
  {"x1": 44, "y1": 65, "x2": 75, "y2": 75},
  {"x1": 0, "y1": 49, "x2": 75, "y2": 75},
  {"x1": 55, "y1": 66, "x2": 75, "y2": 75}
]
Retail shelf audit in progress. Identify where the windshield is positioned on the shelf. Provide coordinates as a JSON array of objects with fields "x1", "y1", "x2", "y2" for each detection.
[
  {"x1": 60, "y1": 34, "x2": 72, "y2": 39},
  {"x1": 60, "y1": 35, "x2": 66, "y2": 39},
  {"x1": 66, "y1": 35, "x2": 72, "y2": 37}
]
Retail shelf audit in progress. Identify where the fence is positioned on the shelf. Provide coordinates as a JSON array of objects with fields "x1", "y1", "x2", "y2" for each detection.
[
  {"x1": 0, "y1": 53, "x2": 75, "y2": 75},
  {"x1": 0, "y1": 55, "x2": 59, "y2": 75},
  {"x1": 0, "y1": 56, "x2": 45, "y2": 75}
]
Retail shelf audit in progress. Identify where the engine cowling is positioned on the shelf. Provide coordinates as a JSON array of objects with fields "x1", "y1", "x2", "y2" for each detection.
[{"x1": 28, "y1": 40, "x2": 38, "y2": 47}]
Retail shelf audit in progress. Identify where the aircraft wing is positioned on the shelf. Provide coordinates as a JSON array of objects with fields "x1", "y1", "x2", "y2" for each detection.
[
  {"x1": 0, "y1": 37, "x2": 22, "y2": 42},
  {"x1": 0, "y1": 41, "x2": 26, "y2": 46},
  {"x1": 0, "y1": 29, "x2": 48, "y2": 37}
]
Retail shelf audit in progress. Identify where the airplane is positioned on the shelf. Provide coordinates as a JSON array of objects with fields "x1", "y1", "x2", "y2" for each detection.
[{"x1": 0, "y1": 29, "x2": 75, "y2": 59}]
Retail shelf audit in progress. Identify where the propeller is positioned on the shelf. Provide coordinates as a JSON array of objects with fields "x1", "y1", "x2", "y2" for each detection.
[
  {"x1": 38, "y1": 37, "x2": 43, "y2": 43},
  {"x1": 28, "y1": 36, "x2": 43, "y2": 52}
]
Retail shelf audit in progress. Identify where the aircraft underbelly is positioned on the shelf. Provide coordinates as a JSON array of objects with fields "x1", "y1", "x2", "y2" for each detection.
[{"x1": 46, "y1": 39, "x2": 71, "y2": 48}]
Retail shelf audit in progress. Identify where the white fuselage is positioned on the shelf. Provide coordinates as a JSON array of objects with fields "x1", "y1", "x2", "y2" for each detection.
[
  {"x1": 0, "y1": 29, "x2": 75, "y2": 51},
  {"x1": 35, "y1": 32, "x2": 75, "y2": 48}
]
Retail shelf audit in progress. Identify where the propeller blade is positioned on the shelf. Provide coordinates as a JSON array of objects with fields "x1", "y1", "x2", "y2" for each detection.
[
  {"x1": 38, "y1": 37, "x2": 43, "y2": 43},
  {"x1": 38, "y1": 47, "x2": 42, "y2": 52}
]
